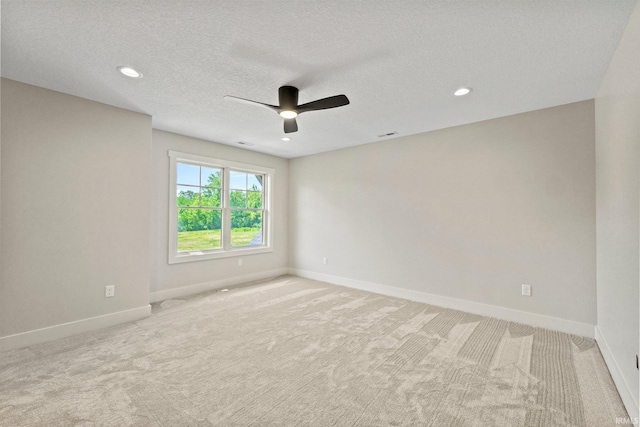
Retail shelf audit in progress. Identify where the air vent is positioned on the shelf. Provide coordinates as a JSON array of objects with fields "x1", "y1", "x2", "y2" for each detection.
[
  {"x1": 377, "y1": 131, "x2": 398, "y2": 138},
  {"x1": 237, "y1": 141, "x2": 254, "y2": 146}
]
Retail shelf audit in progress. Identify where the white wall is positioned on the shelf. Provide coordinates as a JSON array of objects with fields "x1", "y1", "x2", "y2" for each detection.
[
  {"x1": 150, "y1": 130, "x2": 288, "y2": 301},
  {"x1": 0, "y1": 12, "x2": 3, "y2": 317},
  {"x1": 289, "y1": 100, "x2": 596, "y2": 330},
  {"x1": 0, "y1": 79, "x2": 152, "y2": 348},
  {"x1": 595, "y1": 0, "x2": 640, "y2": 419}
]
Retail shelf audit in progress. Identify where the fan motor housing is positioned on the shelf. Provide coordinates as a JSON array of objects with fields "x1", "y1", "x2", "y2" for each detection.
[{"x1": 279, "y1": 86, "x2": 299, "y2": 111}]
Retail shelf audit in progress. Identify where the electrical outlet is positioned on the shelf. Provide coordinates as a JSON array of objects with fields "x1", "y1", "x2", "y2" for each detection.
[
  {"x1": 521, "y1": 284, "x2": 531, "y2": 297},
  {"x1": 237, "y1": 258, "x2": 243, "y2": 267},
  {"x1": 323, "y1": 257, "x2": 328, "y2": 265},
  {"x1": 105, "y1": 285, "x2": 115, "y2": 298}
]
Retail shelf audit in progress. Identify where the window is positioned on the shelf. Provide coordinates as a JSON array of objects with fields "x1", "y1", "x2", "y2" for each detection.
[{"x1": 168, "y1": 151, "x2": 273, "y2": 263}]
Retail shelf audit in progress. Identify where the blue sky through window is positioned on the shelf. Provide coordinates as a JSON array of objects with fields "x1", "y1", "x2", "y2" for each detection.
[{"x1": 177, "y1": 163, "x2": 199, "y2": 186}]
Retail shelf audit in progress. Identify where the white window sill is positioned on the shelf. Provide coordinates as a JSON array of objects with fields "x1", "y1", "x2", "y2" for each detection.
[{"x1": 168, "y1": 246, "x2": 273, "y2": 264}]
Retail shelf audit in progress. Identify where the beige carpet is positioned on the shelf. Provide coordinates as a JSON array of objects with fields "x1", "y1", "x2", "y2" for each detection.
[{"x1": 0, "y1": 275, "x2": 628, "y2": 426}]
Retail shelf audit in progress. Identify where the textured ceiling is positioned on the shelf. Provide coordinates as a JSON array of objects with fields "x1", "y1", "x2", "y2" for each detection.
[{"x1": 1, "y1": 1, "x2": 636, "y2": 158}]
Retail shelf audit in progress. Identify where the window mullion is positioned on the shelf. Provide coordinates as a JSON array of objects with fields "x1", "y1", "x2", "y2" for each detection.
[{"x1": 223, "y1": 167, "x2": 231, "y2": 250}]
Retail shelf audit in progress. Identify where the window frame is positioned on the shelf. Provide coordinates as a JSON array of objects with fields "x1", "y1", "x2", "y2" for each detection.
[{"x1": 168, "y1": 150, "x2": 274, "y2": 264}]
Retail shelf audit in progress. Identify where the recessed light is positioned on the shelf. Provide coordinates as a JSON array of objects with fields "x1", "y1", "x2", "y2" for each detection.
[
  {"x1": 282, "y1": 137, "x2": 291, "y2": 142},
  {"x1": 279, "y1": 110, "x2": 297, "y2": 119},
  {"x1": 453, "y1": 87, "x2": 472, "y2": 96},
  {"x1": 117, "y1": 66, "x2": 142, "y2": 78}
]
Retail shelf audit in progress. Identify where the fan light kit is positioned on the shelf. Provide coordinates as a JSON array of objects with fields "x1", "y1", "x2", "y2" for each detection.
[
  {"x1": 117, "y1": 66, "x2": 142, "y2": 78},
  {"x1": 225, "y1": 86, "x2": 350, "y2": 134},
  {"x1": 454, "y1": 87, "x2": 472, "y2": 96},
  {"x1": 279, "y1": 111, "x2": 298, "y2": 119}
]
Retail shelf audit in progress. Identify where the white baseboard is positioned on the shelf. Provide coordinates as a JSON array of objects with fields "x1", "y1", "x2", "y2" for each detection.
[
  {"x1": 289, "y1": 268, "x2": 596, "y2": 338},
  {"x1": 150, "y1": 267, "x2": 290, "y2": 303},
  {"x1": 595, "y1": 327, "x2": 639, "y2": 425},
  {"x1": 0, "y1": 305, "x2": 151, "y2": 353}
]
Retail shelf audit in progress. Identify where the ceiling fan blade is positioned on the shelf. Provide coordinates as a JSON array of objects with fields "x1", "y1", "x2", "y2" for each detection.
[
  {"x1": 284, "y1": 118, "x2": 298, "y2": 133},
  {"x1": 224, "y1": 95, "x2": 278, "y2": 112},
  {"x1": 297, "y1": 95, "x2": 350, "y2": 114}
]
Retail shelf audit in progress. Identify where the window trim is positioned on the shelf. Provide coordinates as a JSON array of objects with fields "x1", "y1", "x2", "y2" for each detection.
[{"x1": 168, "y1": 150, "x2": 274, "y2": 264}]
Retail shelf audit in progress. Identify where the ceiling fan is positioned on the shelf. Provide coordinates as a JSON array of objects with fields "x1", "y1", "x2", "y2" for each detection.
[{"x1": 224, "y1": 86, "x2": 350, "y2": 133}]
